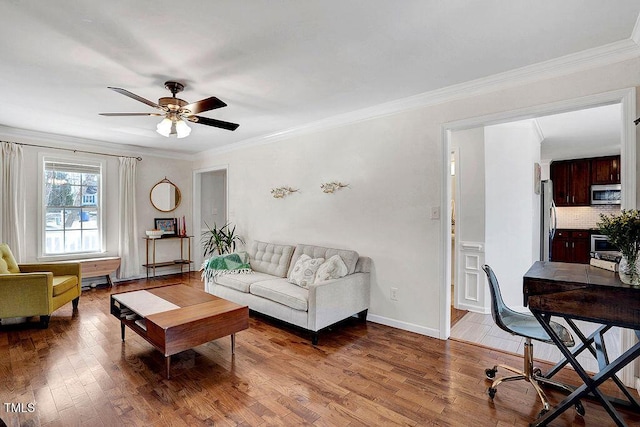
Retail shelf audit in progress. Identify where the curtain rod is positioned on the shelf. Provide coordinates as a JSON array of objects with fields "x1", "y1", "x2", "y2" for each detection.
[{"x1": 3, "y1": 140, "x2": 142, "y2": 161}]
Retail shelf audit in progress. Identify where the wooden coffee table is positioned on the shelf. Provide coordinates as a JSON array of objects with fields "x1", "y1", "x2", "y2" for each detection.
[{"x1": 110, "y1": 284, "x2": 248, "y2": 378}]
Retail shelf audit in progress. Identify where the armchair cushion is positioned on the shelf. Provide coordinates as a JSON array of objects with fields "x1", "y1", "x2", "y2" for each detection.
[
  {"x1": 0, "y1": 243, "x2": 20, "y2": 274},
  {"x1": 52, "y1": 275, "x2": 79, "y2": 297}
]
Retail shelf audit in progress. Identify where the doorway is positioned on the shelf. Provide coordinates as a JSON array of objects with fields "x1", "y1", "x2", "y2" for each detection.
[
  {"x1": 192, "y1": 166, "x2": 228, "y2": 268},
  {"x1": 441, "y1": 87, "x2": 637, "y2": 385}
]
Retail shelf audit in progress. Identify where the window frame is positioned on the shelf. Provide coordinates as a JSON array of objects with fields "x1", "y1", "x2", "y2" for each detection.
[{"x1": 38, "y1": 154, "x2": 106, "y2": 260}]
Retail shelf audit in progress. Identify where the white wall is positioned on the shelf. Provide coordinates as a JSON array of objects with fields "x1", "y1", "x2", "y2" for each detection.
[
  {"x1": 451, "y1": 128, "x2": 485, "y2": 243},
  {"x1": 193, "y1": 57, "x2": 640, "y2": 337},
  {"x1": 484, "y1": 122, "x2": 542, "y2": 308},
  {"x1": 135, "y1": 155, "x2": 193, "y2": 278}
]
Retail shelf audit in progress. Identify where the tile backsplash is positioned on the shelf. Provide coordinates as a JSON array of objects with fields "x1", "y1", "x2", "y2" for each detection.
[{"x1": 555, "y1": 205, "x2": 620, "y2": 229}]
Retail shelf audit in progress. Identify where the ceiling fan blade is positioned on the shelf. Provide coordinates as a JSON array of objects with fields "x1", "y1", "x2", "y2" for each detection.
[
  {"x1": 99, "y1": 112, "x2": 164, "y2": 116},
  {"x1": 107, "y1": 87, "x2": 162, "y2": 109},
  {"x1": 188, "y1": 115, "x2": 239, "y2": 131},
  {"x1": 181, "y1": 97, "x2": 227, "y2": 115}
]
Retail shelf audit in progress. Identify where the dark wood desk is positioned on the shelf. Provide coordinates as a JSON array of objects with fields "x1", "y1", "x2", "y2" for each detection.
[{"x1": 523, "y1": 261, "x2": 640, "y2": 426}]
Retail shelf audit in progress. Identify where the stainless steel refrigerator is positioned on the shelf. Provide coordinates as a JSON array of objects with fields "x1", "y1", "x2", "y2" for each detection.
[{"x1": 540, "y1": 180, "x2": 557, "y2": 261}]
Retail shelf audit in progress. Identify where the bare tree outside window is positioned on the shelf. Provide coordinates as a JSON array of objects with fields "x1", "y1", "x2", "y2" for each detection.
[{"x1": 43, "y1": 161, "x2": 102, "y2": 255}]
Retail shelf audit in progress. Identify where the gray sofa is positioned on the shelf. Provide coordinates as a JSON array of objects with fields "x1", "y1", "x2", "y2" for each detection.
[{"x1": 204, "y1": 240, "x2": 371, "y2": 344}]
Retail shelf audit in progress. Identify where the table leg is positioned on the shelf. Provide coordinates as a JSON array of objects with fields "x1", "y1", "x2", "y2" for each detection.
[
  {"x1": 166, "y1": 356, "x2": 171, "y2": 379},
  {"x1": 544, "y1": 322, "x2": 611, "y2": 379},
  {"x1": 106, "y1": 274, "x2": 113, "y2": 288},
  {"x1": 121, "y1": 323, "x2": 125, "y2": 341},
  {"x1": 544, "y1": 321, "x2": 640, "y2": 411},
  {"x1": 531, "y1": 312, "x2": 640, "y2": 427},
  {"x1": 231, "y1": 333, "x2": 235, "y2": 354}
]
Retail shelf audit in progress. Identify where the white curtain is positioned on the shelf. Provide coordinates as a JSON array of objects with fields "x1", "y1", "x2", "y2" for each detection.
[
  {"x1": 118, "y1": 157, "x2": 139, "y2": 279},
  {"x1": 1, "y1": 141, "x2": 25, "y2": 261}
]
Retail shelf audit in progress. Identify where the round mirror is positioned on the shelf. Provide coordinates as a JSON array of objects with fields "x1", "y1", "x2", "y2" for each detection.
[{"x1": 150, "y1": 178, "x2": 181, "y2": 212}]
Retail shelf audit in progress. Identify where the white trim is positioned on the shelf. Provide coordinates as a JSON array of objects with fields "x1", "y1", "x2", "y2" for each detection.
[
  {"x1": 0, "y1": 125, "x2": 190, "y2": 161},
  {"x1": 632, "y1": 12, "x2": 640, "y2": 46},
  {"x1": 441, "y1": 128, "x2": 453, "y2": 339},
  {"x1": 532, "y1": 119, "x2": 545, "y2": 143},
  {"x1": 38, "y1": 153, "x2": 107, "y2": 260},
  {"x1": 192, "y1": 165, "x2": 229, "y2": 268},
  {"x1": 201, "y1": 39, "x2": 640, "y2": 158},
  {"x1": 440, "y1": 87, "x2": 637, "y2": 385},
  {"x1": 619, "y1": 89, "x2": 637, "y2": 210},
  {"x1": 367, "y1": 314, "x2": 440, "y2": 339}
]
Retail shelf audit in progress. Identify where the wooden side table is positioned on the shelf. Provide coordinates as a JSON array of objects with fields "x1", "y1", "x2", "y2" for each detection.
[{"x1": 143, "y1": 236, "x2": 192, "y2": 278}]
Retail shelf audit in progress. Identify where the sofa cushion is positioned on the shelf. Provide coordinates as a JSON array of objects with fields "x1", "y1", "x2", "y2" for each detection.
[
  {"x1": 288, "y1": 254, "x2": 324, "y2": 288},
  {"x1": 0, "y1": 243, "x2": 20, "y2": 274},
  {"x1": 288, "y1": 244, "x2": 359, "y2": 277},
  {"x1": 248, "y1": 241, "x2": 295, "y2": 277},
  {"x1": 250, "y1": 279, "x2": 308, "y2": 311},
  {"x1": 52, "y1": 275, "x2": 78, "y2": 297},
  {"x1": 315, "y1": 255, "x2": 349, "y2": 283},
  {"x1": 213, "y1": 272, "x2": 278, "y2": 293}
]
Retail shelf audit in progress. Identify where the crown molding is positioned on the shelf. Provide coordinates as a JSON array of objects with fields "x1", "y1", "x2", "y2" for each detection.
[
  {"x1": 202, "y1": 37, "x2": 640, "y2": 158},
  {"x1": 632, "y1": 12, "x2": 640, "y2": 46},
  {"x1": 0, "y1": 125, "x2": 193, "y2": 161}
]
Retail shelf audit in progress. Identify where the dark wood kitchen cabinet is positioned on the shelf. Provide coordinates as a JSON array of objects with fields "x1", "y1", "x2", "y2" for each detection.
[
  {"x1": 591, "y1": 155, "x2": 620, "y2": 185},
  {"x1": 551, "y1": 229, "x2": 590, "y2": 264},
  {"x1": 550, "y1": 159, "x2": 591, "y2": 206}
]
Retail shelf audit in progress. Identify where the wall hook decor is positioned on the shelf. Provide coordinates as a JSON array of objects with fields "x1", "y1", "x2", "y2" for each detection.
[
  {"x1": 271, "y1": 186, "x2": 298, "y2": 198},
  {"x1": 320, "y1": 182, "x2": 349, "y2": 193}
]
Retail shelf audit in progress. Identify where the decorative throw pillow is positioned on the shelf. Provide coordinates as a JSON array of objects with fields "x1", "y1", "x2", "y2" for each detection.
[
  {"x1": 314, "y1": 255, "x2": 349, "y2": 283},
  {"x1": 200, "y1": 252, "x2": 252, "y2": 281},
  {"x1": 0, "y1": 243, "x2": 20, "y2": 274},
  {"x1": 287, "y1": 254, "x2": 325, "y2": 288}
]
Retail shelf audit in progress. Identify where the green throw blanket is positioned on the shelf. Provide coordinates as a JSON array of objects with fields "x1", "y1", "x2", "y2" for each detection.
[{"x1": 201, "y1": 252, "x2": 252, "y2": 281}]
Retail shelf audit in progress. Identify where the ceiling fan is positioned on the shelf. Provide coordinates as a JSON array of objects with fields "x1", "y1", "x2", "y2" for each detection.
[{"x1": 99, "y1": 81, "x2": 239, "y2": 138}]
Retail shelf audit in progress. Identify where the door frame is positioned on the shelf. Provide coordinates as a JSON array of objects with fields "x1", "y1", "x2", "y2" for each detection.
[
  {"x1": 440, "y1": 87, "x2": 637, "y2": 383},
  {"x1": 192, "y1": 164, "x2": 229, "y2": 268}
]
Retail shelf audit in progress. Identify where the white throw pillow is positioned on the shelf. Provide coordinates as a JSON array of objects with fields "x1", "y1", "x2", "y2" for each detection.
[
  {"x1": 288, "y1": 254, "x2": 325, "y2": 288},
  {"x1": 315, "y1": 255, "x2": 349, "y2": 283}
]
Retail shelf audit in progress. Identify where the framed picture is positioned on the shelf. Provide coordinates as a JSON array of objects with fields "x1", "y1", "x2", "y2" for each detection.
[{"x1": 154, "y1": 218, "x2": 176, "y2": 236}]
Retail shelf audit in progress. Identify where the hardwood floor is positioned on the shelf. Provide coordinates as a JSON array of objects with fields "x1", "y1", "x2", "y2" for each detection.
[
  {"x1": 450, "y1": 312, "x2": 622, "y2": 375},
  {"x1": 1, "y1": 273, "x2": 639, "y2": 426}
]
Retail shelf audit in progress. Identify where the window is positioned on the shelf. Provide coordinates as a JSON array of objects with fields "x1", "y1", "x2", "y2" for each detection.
[{"x1": 43, "y1": 159, "x2": 102, "y2": 255}]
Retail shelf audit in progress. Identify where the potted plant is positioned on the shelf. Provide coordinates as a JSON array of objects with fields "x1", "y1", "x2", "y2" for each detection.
[
  {"x1": 201, "y1": 222, "x2": 245, "y2": 257},
  {"x1": 597, "y1": 209, "x2": 640, "y2": 286}
]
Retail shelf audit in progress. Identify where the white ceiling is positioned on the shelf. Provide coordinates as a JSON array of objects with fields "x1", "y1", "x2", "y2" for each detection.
[
  {"x1": 537, "y1": 104, "x2": 622, "y2": 161},
  {"x1": 1, "y1": 1, "x2": 639, "y2": 155}
]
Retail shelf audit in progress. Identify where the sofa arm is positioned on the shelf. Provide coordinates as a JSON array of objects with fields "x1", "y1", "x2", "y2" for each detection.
[
  {"x1": 0, "y1": 272, "x2": 54, "y2": 318},
  {"x1": 19, "y1": 262, "x2": 82, "y2": 279},
  {"x1": 307, "y1": 272, "x2": 370, "y2": 331}
]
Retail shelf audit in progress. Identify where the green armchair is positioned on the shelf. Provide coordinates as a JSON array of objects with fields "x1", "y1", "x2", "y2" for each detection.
[{"x1": 0, "y1": 243, "x2": 81, "y2": 328}]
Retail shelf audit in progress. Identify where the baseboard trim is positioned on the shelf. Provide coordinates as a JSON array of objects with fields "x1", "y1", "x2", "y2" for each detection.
[
  {"x1": 366, "y1": 314, "x2": 440, "y2": 339},
  {"x1": 456, "y1": 303, "x2": 490, "y2": 315}
]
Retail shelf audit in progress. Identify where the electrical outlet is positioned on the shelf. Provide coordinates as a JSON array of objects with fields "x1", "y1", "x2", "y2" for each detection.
[
  {"x1": 430, "y1": 207, "x2": 440, "y2": 220},
  {"x1": 390, "y1": 287, "x2": 398, "y2": 301}
]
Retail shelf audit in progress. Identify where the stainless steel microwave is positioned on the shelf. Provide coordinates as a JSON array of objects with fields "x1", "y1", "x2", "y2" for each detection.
[{"x1": 591, "y1": 184, "x2": 621, "y2": 205}]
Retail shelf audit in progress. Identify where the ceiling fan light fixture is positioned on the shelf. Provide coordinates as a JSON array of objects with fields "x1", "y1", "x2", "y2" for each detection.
[
  {"x1": 175, "y1": 119, "x2": 191, "y2": 138},
  {"x1": 102, "y1": 81, "x2": 239, "y2": 136},
  {"x1": 156, "y1": 117, "x2": 172, "y2": 137}
]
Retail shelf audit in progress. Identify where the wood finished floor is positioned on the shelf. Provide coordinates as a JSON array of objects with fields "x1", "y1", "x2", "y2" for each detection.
[
  {"x1": 1, "y1": 273, "x2": 639, "y2": 426},
  {"x1": 450, "y1": 312, "x2": 622, "y2": 375}
]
